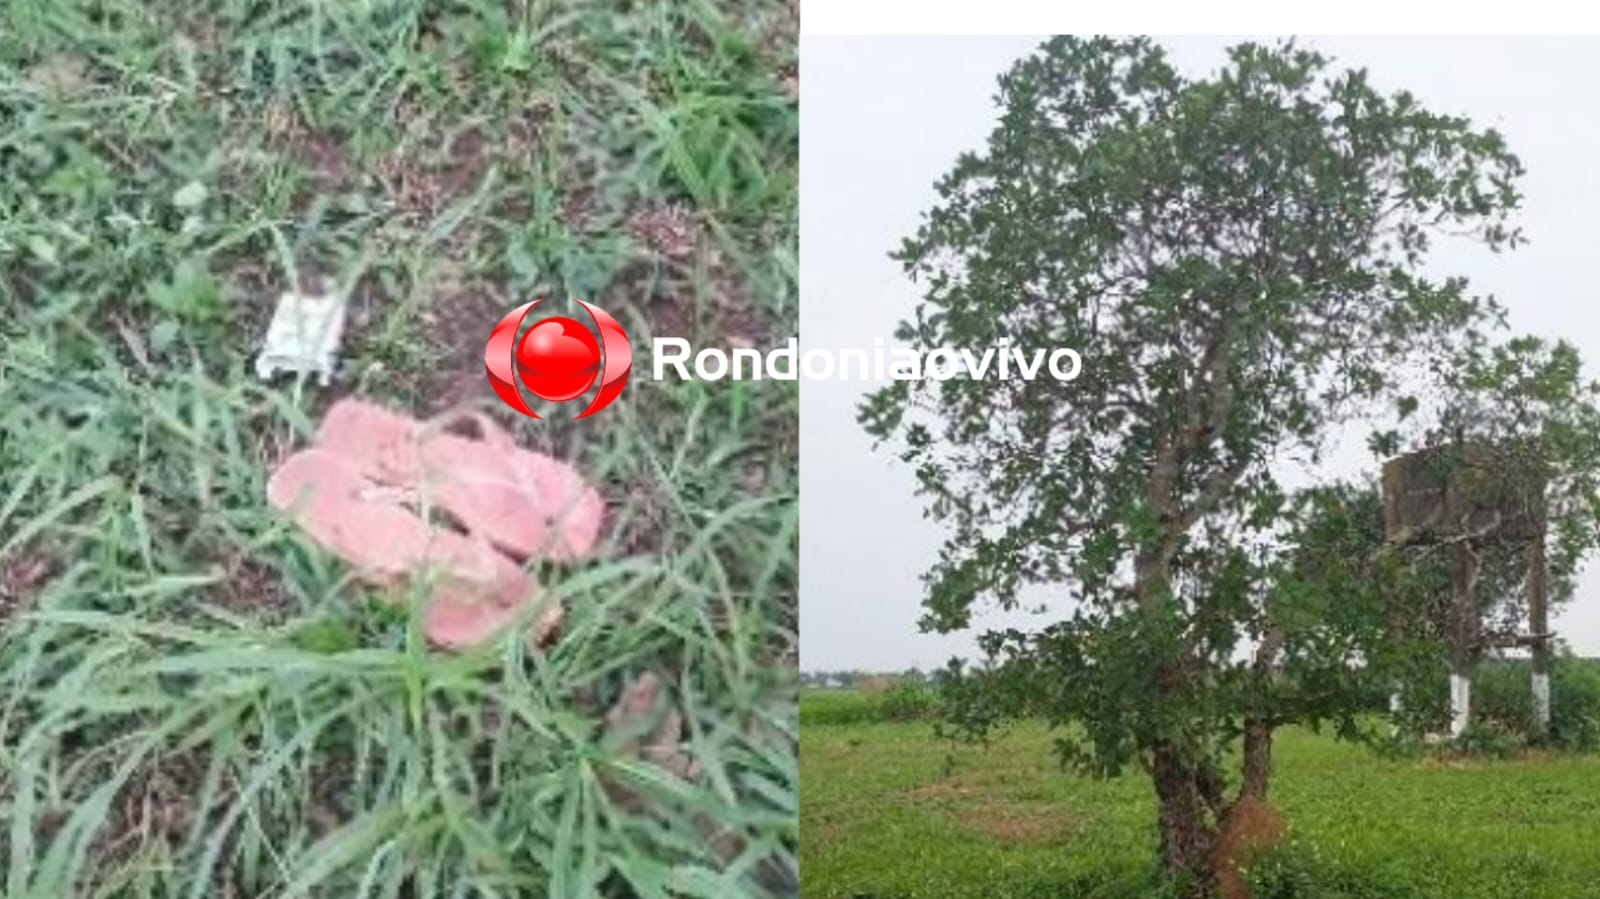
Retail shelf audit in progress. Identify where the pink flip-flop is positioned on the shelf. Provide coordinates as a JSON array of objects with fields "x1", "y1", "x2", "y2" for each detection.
[
  {"x1": 421, "y1": 584, "x2": 562, "y2": 651},
  {"x1": 314, "y1": 399, "x2": 604, "y2": 562},
  {"x1": 266, "y1": 448, "x2": 562, "y2": 649}
]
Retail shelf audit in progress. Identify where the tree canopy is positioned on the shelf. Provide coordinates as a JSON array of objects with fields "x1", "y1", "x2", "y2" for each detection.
[{"x1": 861, "y1": 36, "x2": 1600, "y2": 892}]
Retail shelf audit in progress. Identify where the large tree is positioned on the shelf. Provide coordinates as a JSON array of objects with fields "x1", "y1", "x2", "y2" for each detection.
[{"x1": 860, "y1": 37, "x2": 1537, "y2": 891}]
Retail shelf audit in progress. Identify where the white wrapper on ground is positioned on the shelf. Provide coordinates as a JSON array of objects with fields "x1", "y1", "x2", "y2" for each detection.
[
  {"x1": 255, "y1": 289, "x2": 347, "y2": 385},
  {"x1": 1450, "y1": 674, "x2": 1471, "y2": 738}
]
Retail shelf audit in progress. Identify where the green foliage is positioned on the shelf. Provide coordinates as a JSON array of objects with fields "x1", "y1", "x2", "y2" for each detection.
[
  {"x1": 1247, "y1": 834, "x2": 1584, "y2": 899},
  {"x1": 1465, "y1": 657, "x2": 1600, "y2": 752},
  {"x1": 0, "y1": 0, "x2": 797, "y2": 894},
  {"x1": 858, "y1": 35, "x2": 1600, "y2": 882},
  {"x1": 799, "y1": 684, "x2": 940, "y2": 726},
  {"x1": 799, "y1": 690, "x2": 884, "y2": 727},
  {"x1": 145, "y1": 256, "x2": 226, "y2": 324},
  {"x1": 1376, "y1": 656, "x2": 1600, "y2": 755},
  {"x1": 1414, "y1": 336, "x2": 1600, "y2": 603},
  {"x1": 880, "y1": 680, "x2": 940, "y2": 722},
  {"x1": 1550, "y1": 660, "x2": 1600, "y2": 750},
  {"x1": 1246, "y1": 842, "x2": 1433, "y2": 899},
  {"x1": 803, "y1": 710, "x2": 1600, "y2": 899}
]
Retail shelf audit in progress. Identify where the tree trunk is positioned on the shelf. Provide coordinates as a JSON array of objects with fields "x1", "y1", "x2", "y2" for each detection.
[
  {"x1": 1138, "y1": 424, "x2": 1235, "y2": 896},
  {"x1": 1240, "y1": 721, "x2": 1272, "y2": 801},
  {"x1": 1152, "y1": 747, "x2": 1217, "y2": 897},
  {"x1": 1240, "y1": 626, "x2": 1282, "y2": 802}
]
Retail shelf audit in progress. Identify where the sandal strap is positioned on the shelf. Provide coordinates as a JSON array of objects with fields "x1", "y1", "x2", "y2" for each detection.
[
  {"x1": 420, "y1": 406, "x2": 544, "y2": 497},
  {"x1": 409, "y1": 408, "x2": 510, "y2": 547},
  {"x1": 423, "y1": 407, "x2": 516, "y2": 453}
]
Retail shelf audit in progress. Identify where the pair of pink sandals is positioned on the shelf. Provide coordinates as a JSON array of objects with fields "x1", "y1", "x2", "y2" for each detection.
[{"x1": 266, "y1": 399, "x2": 604, "y2": 648}]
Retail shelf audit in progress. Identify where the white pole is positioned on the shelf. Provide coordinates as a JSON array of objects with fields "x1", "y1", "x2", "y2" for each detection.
[
  {"x1": 1450, "y1": 674, "x2": 1471, "y2": 738},
  {"x1": 1532, "y1": 671, "x2": 1551, "y2": 735}
]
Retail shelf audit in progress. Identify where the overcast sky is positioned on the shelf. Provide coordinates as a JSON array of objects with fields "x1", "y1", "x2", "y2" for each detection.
[{"x1": 799, "y1": 36, "x2": 1600, "y2": 673}]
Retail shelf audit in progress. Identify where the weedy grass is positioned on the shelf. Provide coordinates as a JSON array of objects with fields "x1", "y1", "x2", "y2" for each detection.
[
  {"x1": 0, "y1": 1, "x2": 797, "y2": 896},
  {"x1": 801, "y1": 691, "x2": 1600, "y2": 899}
]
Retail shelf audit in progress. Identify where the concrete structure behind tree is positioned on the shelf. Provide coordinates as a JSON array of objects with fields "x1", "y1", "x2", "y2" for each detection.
[{"x1": 1381, "y1": 443, "x2": 1551, "y2": 738}]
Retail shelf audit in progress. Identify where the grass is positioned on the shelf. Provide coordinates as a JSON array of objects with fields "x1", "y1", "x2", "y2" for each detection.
[
  {"x1": 0, "y1": 1, "x2": 797, "y2": 896},
  {"x1": 801, "y1": 691, "x2": 1600, "y2": 899}
]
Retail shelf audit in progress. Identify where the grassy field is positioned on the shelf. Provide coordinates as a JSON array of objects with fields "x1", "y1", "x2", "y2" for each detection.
[
  {"x1": 0, "y1": 1, "x2": 796, "y2": 896},
  {"x1": 801, "y1": 690, "x2": 1600, "y2": 899}
]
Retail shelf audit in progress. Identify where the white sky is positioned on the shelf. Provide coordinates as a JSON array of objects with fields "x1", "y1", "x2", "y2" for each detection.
[{"x1": 799, "y1": 36, "x2": 1600, "y2": 672}]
